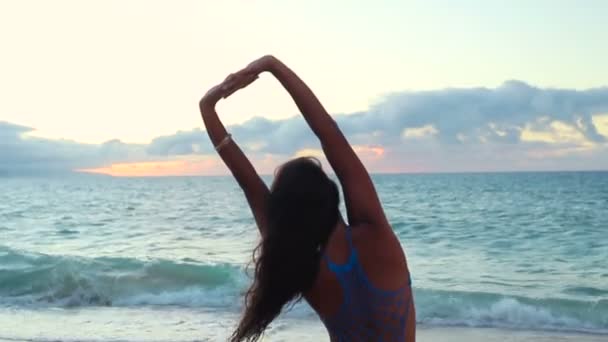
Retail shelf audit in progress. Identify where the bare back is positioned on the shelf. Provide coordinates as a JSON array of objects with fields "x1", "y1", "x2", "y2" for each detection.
[{"x1": 306, "y1": 223, "x2": 416, "y2": 341}]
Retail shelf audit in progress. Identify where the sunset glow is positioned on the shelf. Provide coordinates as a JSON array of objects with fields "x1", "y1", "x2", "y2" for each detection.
[
  {"x1": 79, "y1": 159, "x2": 221, "y2": 177},
  {"x1": 294, "y1": 145, "x2": 385, "y2": 160}
]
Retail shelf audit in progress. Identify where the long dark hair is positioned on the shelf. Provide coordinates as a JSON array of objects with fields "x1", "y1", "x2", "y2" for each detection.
[{"x1": 230, "y1": 157, "x2": 340, "y2": 342}]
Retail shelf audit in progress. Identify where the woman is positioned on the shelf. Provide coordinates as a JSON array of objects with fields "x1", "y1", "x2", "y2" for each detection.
[{"x1": 199, "y1": 55, "x2": 415, "y2": 342}]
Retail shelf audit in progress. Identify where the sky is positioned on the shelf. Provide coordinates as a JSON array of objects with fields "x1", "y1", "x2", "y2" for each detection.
[{"x1": 1, "y1": 0, "x2": 608, "y2": 176}]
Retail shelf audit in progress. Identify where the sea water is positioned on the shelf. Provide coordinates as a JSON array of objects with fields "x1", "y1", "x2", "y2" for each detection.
[{"x1": 0, "y1": 172, "x2": 607, "y2": 341}]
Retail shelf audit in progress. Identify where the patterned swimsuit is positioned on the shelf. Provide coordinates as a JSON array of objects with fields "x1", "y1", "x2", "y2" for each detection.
[{"x1": 321, "y1": 228, "x2": 413, "y2": 341}]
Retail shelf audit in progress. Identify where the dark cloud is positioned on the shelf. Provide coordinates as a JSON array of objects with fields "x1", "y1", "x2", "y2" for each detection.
[
  {"x1": 358, "y1": 80, "x2": 608, "y2": 144},
  {"x1": 0, "y1": 121, "x2": 31, "y2": 137},
  {"x1": 146, "y1": 129, "x2": 210, "y2": 156},
  {"x1": 0, "y1": 121, "x2": 144, "y2": 175},
  {"x1": 2, "y1": 81, "x2": 608, "y2": 174},
  {"x1": 153, "y1": 81, "x2": 608, "y2": 153}
]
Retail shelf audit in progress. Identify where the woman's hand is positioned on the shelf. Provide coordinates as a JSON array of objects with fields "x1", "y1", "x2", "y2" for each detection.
[
  {"x1": 199, "y1": 55, "x2": 278, "y2": 111},
  {"x1": 199, "y1": 72, "x2": 259, "y2": 111}
]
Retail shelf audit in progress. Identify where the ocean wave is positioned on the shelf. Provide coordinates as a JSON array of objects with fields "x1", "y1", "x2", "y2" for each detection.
[
  {"x1": 415, "y1": 288, "x2": 608, "y2": 334},
  {"x1": 1, "y1": 247, "x2": 607, "y2": 334},
  {"x1": 0, "y1": 246, "x2": 244, "y2": 308}
]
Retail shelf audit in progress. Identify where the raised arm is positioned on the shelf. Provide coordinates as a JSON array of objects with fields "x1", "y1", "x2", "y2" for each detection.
[
  {"x1": 199, "y1": 74, "x2": 269, "y2": 235},
  {"x1": 245, "y1": 56, "x2": 389, "y2": 228}
]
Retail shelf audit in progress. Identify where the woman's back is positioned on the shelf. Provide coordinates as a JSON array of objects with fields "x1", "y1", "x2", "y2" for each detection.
[{"x1": 306, "y1": 224, "x2": 416, "y2": 341}]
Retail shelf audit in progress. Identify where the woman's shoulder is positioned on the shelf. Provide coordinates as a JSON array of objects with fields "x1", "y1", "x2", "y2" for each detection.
[
  {"x1": 350, "y1": 222, "x2": 403, "y2": 256},
  {"x1": 349, "y1": 222, "x2": 411, "y2": 289}
]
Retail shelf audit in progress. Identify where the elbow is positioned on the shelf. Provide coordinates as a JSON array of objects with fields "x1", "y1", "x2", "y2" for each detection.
[
  {"x1": 198, "y1": 98, "x2": 208, "y2": 112},
  {"x1": 198, "y1": 99, "x2": 214, "y2": 118}
]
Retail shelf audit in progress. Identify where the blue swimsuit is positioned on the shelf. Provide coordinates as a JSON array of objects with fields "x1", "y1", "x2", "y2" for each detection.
[{"x1": 321, "y1": 228, "x2": 413, "y2": 342}]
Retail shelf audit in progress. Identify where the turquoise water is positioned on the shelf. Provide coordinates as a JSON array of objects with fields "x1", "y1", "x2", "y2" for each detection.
[{"x1": 0, "y1": 172, "x2": 607, "y2": 341}]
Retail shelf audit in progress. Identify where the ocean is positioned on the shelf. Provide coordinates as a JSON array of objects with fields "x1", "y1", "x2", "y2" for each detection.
[{"x1": 0, "y1": 172, "x2": 607, "y2": 341}]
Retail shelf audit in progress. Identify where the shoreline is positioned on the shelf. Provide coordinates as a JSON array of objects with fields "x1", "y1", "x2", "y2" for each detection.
[
  {"x1": 416, "y1": 326, "x2": 608, "y2": 342},
  {"x1": 1, "y1": 310, "x2": 607, "y2": 342}
]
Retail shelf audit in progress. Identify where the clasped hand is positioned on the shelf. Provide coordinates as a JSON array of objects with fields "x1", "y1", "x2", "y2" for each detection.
[{"x1": 200, "y1": 55, "x2": 277, "y2": 109}]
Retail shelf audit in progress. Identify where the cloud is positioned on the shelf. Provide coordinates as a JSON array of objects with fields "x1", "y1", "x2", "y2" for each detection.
[
  {"x1": 343, "y1": 80, "x2": 608, "y2": 145},
  {"x1": 172, "y1": 80, "x2": 608, "y2": 153},
  {"x1": 0, "y1": 121, "x2": 145, "y2": 175},
  {"x1": 2, "y1": 81, "x2": 608, "y2": 175},
  {"x1": 146, "y1": 129, "x2": 211, "y2": 156},
  {"x1": 402, "y1": 125, "x2": 438, "y2": 139},
  {"x1": 140, "y1": 80, "x2": 608, "y2": 172}
]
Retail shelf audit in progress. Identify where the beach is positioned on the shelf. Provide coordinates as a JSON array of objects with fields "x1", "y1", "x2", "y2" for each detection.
[{"x1": 1, "y1": 307, "x2": 606, "y2": 341}]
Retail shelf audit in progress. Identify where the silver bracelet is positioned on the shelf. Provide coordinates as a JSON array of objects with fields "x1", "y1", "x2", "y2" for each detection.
[{"x1": 215, "y1": 133, "x2": 232, "y2": 152}]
